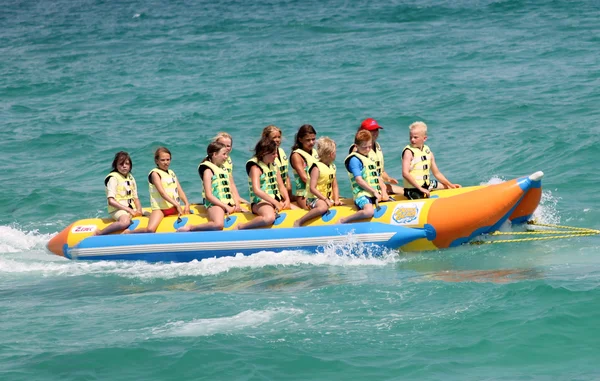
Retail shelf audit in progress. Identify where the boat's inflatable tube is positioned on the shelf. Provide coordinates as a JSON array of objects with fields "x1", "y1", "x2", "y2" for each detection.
[{"x1": 47, "y1": 172, "x2": 543, "y2": 261}]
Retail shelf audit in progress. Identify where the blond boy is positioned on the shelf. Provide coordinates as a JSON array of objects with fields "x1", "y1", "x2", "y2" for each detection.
[{"x1": 402, "y1": 122, "x2": 460, "y2": 199}]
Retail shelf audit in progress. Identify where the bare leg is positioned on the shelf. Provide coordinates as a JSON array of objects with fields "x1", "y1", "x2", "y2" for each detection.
[
  {"x1": 339, "y1": 204, "x2": 374, "y2": 224},
  {"x1": 178, "y1": 207, "x2": 225, "y2": 232},
  {"x1": 296, "y1": 196, "x2": 308, "y2": 210},
  {"x1": 129, "y1": 210, "x2": 164, "y2": 233},
  {"x1": 95, "y1": 214, "x2": 132, "y2": 236},
  {"x1": 386, "y1": 184, "x2": 404, "y2": 195},
  {"x1": 236, "y1": 202, "x2": 276, "y2": 230},
  {"x1": 294, "y1": 200, "x2": 328, "y2": 227}
]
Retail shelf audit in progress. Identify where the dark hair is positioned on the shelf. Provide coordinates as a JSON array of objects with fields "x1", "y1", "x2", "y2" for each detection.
[
  {"x1": 254, "y1": 138, "x2": 277, "y2": 161},
  {"x1": 111, "y1": 151, "x2": 132, "y2": 172},
  {"x1": 203, "y1": 141, "x2": 227, "y2": 163},
  {"x1": 291, "y1": 124, "x2": 317, "y2": 151}
]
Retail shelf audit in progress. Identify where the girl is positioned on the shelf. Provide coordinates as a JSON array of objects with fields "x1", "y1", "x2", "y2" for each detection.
[
  {"x1": 290, "y1": 124, "x2": 319, "y2": 210},
  {"x1": 339, "y1": 130, "x2": 383, "y2": 224},
  {"x1": 95, "y1": 151, "x2": 143, "y2": 235},
  {"x1": 293, "y1": 137, "x2": 343, "y2": 227},
  {"x1": 261, "y1": 125, "x2": 292, "y2": 199},
  {"x1": 131, "y1": 147, "x2": 190, "y2": 233},
  {"x1": 212, "y1": 132, "x2": 246, "y2": 209},
  {"x1": 236, "y1": 138, "x2": 290, "y2": 230},
  {"x1": 178, "y1": 142, "x2": 235, "y2": 232}
]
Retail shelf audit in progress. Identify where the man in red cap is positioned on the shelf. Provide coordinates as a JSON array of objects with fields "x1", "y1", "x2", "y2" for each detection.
[{"x1": 348, "y1": 118, "x2": 403, "y2": 197}]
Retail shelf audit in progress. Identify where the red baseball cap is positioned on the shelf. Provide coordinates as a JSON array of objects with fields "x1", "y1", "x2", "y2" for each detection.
[{"x1": 360, "y1": 118, "x2": 383, "y2": 131}]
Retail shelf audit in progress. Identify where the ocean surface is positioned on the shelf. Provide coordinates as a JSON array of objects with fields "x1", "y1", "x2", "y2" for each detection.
[{"x1": 2, "y1": 0, "x2": 600, "y2": 379}]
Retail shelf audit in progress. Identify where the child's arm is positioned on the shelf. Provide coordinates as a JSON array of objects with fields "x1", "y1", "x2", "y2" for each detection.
[
  {"x1": 378, "y1": 176, "x2": 389, "y2": 201},
  {"x1": 227, "y1": 172, "x2": 247, "y2": 212},
  {"x1": 290, "y1": 153, "x2": 309, "y2": 184},
  {"x1": 202, "y1": 169, "x2": 235, "y2": 214},
  {"x1": 308, "y1": 166, "x2": 331, "y2": 208},
  {"x1": 132, "y1": 198, "x2": 143, "y2": 217},
  {"x1": 331, "y1": 176, "x2": 343, "y2": 206},
  {"x1": 276, "y1": 170, "x2": 291, "y2": 210},
  {"x1": 150, "y1": 172, "x2": 184, "y2": 215},
  {"x1": 381, "y1": 170, "x2": 399, "y2": 185},
  {"x1": 174, "y1": 177, "x2": 191, "y2": 214},
  {"x1": 250, "y1": 166, "x2": 283, "y2": 210},
  {"x1": 402, "y1": 149, "x2": 430, "y2": 197},
  {"x1": 430, "y1": 153, "x2": 461, "y2": 189},
  {"x1": 107, "y1": 197, "x2": 137, "y2": 215}
]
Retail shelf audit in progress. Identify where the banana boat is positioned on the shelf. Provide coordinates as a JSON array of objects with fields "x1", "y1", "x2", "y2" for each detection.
[{"x1": 46, "y1": 172, "x2": 543, "y2": 262}]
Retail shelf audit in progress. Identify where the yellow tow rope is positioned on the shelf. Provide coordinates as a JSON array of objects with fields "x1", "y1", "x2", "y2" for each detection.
[{"x1": 470, "y1": 221, "x2": 600, "y2": 245}]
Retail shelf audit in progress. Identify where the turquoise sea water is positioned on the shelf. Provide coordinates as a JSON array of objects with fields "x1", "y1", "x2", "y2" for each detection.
[{"x1": 2, "y1": 0, "x2": 600, "y2": 379}]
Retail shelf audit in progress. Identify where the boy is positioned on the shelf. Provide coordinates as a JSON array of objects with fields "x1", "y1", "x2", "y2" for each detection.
[
  {"x1": 402, "y1": 121, "x2": 460, "y2": 199},
  {"x1": 294, "y1": 137, "x2": 342, "y2": 227},
  {"x1": 339, "y1": 130, "x2": 386, "y2": 224}
]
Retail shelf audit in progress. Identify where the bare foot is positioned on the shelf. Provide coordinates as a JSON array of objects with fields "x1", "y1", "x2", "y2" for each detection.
[
  {"x1": 338, "y1": 218, "x2": 347, "y2": 224},
  {"x1": 293, "y1": 221, "x2": 301, "y2": 227},
  {"x1": 121, "y1": 229, "x2": 132, "y2": 234},
  {"x1": 177, "y1": 226, "x2": 191, "y2": 232}
]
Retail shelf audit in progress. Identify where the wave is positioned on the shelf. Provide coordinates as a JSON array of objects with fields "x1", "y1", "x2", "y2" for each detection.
[
  {"x1": 153, "y1": 307, "x2": 304, "y2": 337},
  {"x1": 0, "y1": 225, "x2": 401, "y2": 279}
]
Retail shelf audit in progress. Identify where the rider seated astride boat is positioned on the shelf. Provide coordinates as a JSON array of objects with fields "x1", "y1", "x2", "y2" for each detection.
[
  {"x1": 178, "y1": 141, "x2": 235, "y2": 232},
  {"x1": 339, "y1": 130, "x2": 386, "y2": 224},
  {"x1": 211, "y1": 132, "x2": 247, "y2": 209},
  {"x1": 262, "y1": 125, "x2": 293, "y2": 202},
  {"x1": 95, "y1": 151, "x2": 143, "y2": 236},
  {"x1": 293, "y1": 137, "x2": 343, "y2": 227},
  {"x1": 290, "y1": 124, "x2": 320, "y2": 210},
  {"x1": 402, "y1": 121, "x2": 460, "y2": 200},
  {"x1": 235, "y1": 138, "x2": 291, "y2": 230},
  {"x1": 349, "y1": 118, "x2": 403, "y2": 197},
  {"x1": 129, "y1": 147, "x2": 191, "y2": 233}
]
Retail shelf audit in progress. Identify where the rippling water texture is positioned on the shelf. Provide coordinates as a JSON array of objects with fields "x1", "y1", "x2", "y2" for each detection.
[{"x1": 1, "y1": 0, "x2": 600, "y2": 380}]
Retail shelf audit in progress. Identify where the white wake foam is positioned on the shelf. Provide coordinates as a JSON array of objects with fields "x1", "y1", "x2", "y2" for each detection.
[{"x1": 154, "y1": 307, "x2": 304, "y2": 337}]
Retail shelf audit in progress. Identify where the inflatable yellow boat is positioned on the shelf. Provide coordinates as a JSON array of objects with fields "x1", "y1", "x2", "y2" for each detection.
[{"x1": 46, "y1": 172, "x2": 543, "y2": 262}]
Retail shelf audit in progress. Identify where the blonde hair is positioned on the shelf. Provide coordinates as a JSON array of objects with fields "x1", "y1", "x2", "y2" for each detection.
[
  {"x1": 261, "y1": 125, "x2": 281, "y2": 139},
  {"x1": 212, "y1": 132, "x2": 233, "y2": 144},
  {"x1": 409, "y1": 121, "x2": 428, "y2": 135},
  {"x1": 316, "y1": 137, "x2": 336, "y2": 158}
]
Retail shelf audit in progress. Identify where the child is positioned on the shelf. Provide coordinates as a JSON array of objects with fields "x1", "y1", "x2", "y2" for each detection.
[
  {"x1": 178, "y1": 142, "x2": 235, "y2": 232},
  {"x1": 261, "y1": 125, "x2": 292, "y2": 199},
  {"x1": 290, "y1": 124, "x2": 319, "y2": 210},
  {"x1": 95, "y1": 151, "x2": 143, "y2": 235},
  {"x1": 293, "y1": 137, "x2": 342, "y2": 227},
  {"x1": 211, "y1": 132, "x2": 246, "y2": 209},
  {"x1": 402, "y1": 121, "x2": 460, "y2": 199},
  {"x1": 236, "y1": 138, "x2": 290, "y2": 230},
  {"x1": 349, "y1": 118, "x2": 403, "y2": 196},
  {"x1": 339, "y1": 130, "x2": 383, "y2": 224},
  {"x1": 131, "y1": 147, "x2": 190, "y2": 233}
]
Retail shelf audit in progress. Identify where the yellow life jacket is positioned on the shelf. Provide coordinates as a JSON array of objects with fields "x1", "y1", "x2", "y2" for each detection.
[
  {"x1": 348, "y1": 142, "x2": 384, "y2": 176},
  {"x1": 402, "y1": 144, "x2": 432, "y2": 189},
  {"x1": 292, "y1": 148, "x2": 319, "y2": 197},
  {"x1": 305, "y1": 162, "x2": 336, "y2": 200},
  {"x1": 148, "y1": 168, "x2": 180, "y2": 210},
  {"x1": 246, "y1": 157, "x2": 281, "y2": 204},
  {"x1": 105, "y1": 172, "x2": 137, "y2": 213},
  {"x1": 199, "y1": 160, "x2": 234, "y2": 208},
  {"x1": 274, "y1": 147, "x2": 289, "y2": 184},
  {"x1": 344, "y1": 152, "x2": 381, "y2": 200},
  {"x1": 200, "y1": 156, "x2": 234, "y2": 203}
]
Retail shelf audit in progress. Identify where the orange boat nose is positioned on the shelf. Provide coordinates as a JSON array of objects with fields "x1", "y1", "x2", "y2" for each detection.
[{"x1": 47, "y1": 224, "x2": 73, "y2": 257}]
